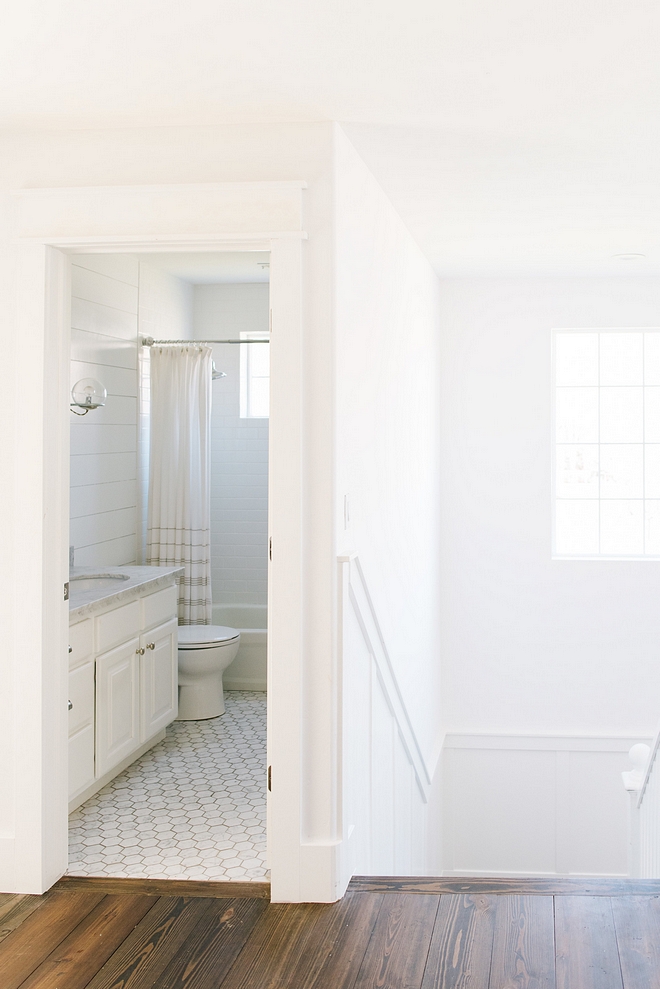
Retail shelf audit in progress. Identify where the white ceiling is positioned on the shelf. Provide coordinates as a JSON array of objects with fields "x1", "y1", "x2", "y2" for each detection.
[
  {"x1": 3, "y1": 0, "x2": 660, "y2": 273},
  {"x1": 136, "y1": 252, "x2": 270, "y2": 284}
]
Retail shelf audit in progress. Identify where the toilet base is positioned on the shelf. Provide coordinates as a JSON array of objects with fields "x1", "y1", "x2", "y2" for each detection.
[{"x1": 177, "y1": 677, "x2": 225, "y2": 720}]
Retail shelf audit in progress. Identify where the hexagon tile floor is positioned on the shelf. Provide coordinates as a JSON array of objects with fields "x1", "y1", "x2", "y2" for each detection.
[{"x1": 68, "y1": 690, "x2": 268, "y2": 882}]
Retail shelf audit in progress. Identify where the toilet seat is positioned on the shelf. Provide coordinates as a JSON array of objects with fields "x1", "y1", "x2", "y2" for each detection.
[{"x1": 178, "y1": 625, "x2": 240, "y2": 649}]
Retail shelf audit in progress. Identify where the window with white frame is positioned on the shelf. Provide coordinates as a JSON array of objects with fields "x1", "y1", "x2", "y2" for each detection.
[
  {"x1": 553, "y1": 328, "x2": 660, "y2": 558},
  {"x1": 240, "y1": 331, "x2": 270, "y2": 418}
]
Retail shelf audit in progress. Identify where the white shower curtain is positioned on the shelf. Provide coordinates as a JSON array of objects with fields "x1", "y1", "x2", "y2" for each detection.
[{"x1": 146, "y1": 344, "x2": 213, "y2": 624}]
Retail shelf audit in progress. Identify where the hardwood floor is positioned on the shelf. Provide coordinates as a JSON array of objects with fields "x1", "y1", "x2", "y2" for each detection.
[{"x1": 1, "y1": 876, "x2": 660, "y2": 988}]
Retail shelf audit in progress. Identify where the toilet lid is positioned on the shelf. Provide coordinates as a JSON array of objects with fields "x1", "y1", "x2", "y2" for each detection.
[{"x1": 178, "y1": 625, "x2": 240, "y2": 647}]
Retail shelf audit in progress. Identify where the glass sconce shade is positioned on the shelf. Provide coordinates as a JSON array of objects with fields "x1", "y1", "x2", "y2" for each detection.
[{"x1": 71, "y1": 378, "x2": 107, "y2": 410}]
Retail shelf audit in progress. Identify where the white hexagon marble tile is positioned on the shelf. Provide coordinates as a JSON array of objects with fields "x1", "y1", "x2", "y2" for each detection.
[{"x1": 68, "y1": 690, "x2": 268, "y2": 882}]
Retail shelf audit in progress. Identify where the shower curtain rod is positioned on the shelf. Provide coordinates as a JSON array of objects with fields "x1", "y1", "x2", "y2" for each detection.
[{"x1": 142, "y1": 336, "x2": 269, "y2": 346}]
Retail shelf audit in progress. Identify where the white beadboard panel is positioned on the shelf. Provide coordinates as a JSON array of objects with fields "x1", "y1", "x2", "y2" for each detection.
[
  {"x1": 566, "y1": 750, "x2": 631, "y2": 876},
  {"x1": 73, "y1": 254, "x2": 139, "y2": 285},
  {"x1": 71, "y1": 298, "x2": 138, "y2": 341},
  {"x1": 70, "y1": 362, "x2": 137, "y2": 398},
  {"x1": 71, "y1": 265, "x2": 138, "y2": 314},
  {"x1": 339, "y1": 557, "x2": 439, "y2": 882},
  {"x1": 70, "y1": 507, "x2": 136, "y2": 549},
  {"x1": 70, "y1": 480, "x2": 137, "y2": 519},
  {"x1": 447, "y1": 748, "x2": 557, "y2": 876},
  {"x1": 71, "y1": 328, "x2": 137, "y2": 370},
  {"x1": 70, "y1": 425, "x2": 136, "y2": 457},
  {"x1": 74, "y1": 534, "x2": 137, "y2": 568},
  {"x1": 70, "y1": 452, "x2": 137, "y2": 487},
  {"x1": 70, "y1": 396, "x2": 137, "y2": 427},
  {"x1": 442, "y1": 736, "x2": 649, "y2": 877}
]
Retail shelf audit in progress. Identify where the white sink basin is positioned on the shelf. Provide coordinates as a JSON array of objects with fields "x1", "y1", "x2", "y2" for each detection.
[{"x1": 70, "y1": 573, "x2": 131, "y2": 591}]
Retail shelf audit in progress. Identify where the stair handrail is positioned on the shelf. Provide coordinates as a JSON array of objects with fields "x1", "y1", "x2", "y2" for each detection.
[{"x1": 339, "y1": 552, "x2": 432, "y2": 800}]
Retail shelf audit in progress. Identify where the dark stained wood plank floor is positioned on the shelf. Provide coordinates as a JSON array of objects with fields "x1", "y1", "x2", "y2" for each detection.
[{"x1": 1, "y1": 877, "x2": 659, "y2": 988}]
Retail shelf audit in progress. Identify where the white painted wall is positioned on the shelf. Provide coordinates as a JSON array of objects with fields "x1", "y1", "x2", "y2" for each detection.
[
  {"x1": 69, "y1": 254, "x2": 139, "y2": 566},
  {"x1": 193, "y1": 283, "x2": 269, "y2": 607},
  {"x1": 334, "y1": 128, "x2": 443, "y2": 876},
  {"x1": 439, "y1": 275, "x2": 660, "y2": 875}
]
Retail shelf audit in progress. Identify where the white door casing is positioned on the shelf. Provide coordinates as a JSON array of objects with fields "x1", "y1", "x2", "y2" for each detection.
[{"x1": 7, "y1": 182, "x2": 307, "y2": 899}]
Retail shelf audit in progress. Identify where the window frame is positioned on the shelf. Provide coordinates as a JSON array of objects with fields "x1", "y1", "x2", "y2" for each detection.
[{"x1": 551, "y1": 326, "x2": 660, "y2": 561}]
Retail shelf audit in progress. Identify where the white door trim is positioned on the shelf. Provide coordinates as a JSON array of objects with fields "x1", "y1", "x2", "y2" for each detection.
[{"x1": 7, "y1": 181, "x2": 306, "y2": 899}]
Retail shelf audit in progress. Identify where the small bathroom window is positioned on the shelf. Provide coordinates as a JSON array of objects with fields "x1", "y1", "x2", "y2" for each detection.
[{"x1": 240, "y1": 331, "x2": 270, "y2": 418}]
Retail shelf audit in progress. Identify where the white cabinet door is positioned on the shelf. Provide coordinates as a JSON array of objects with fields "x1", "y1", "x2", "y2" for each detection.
[
  {"x1": 69, "y1": 725, "x2": 95, "y2": 796},
  {"x1": 140, "y1": 618, "x2": 178, "y2": 741},
  {"x1": 68, "y1": 661, "x2": 95, "y2": 799},
  {"x1": 96, "y1": 636, "x2": 140, "y2": 777}
]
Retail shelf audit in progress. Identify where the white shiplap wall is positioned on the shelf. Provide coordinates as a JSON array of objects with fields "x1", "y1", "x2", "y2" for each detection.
[
  {"x1": 193, "y1": 283, "x2": 269, "y2": 606},
  {"x1": 70, "y1": 255, "x2": 140, "y2": 566},
  {"x1": 71, "y1": 256, "x2": 193, "y2": 567}
]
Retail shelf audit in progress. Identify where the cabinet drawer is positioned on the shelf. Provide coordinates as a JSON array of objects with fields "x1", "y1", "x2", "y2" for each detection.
[
  {"x1": 141, "y1": 584, "x2": 177, "y2": 631},
  {"x1": 68, "y1": 662, "x2": 94, "y2": 736},
  {"x1": 69, "y1": 723, "x2": 95, "y2": 798},
  {"x1": 95, "y1": 600, "x2": 141, "y2": 654},
  {"x1": 69, "y1": 619, "x2": 93, "y2": 670}
]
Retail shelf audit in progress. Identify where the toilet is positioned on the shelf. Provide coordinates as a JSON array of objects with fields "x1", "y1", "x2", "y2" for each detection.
[{"x1": 176, "y1": 625, "x2": 241, "y2": 720}]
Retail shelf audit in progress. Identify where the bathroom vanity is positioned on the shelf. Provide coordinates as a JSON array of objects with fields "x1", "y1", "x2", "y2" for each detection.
[{"x1": 68, "y1": 566, "x2": 183, "y2": 811}]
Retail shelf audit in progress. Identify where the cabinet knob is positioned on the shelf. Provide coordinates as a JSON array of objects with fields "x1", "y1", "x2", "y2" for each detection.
[
  {"x1": 68, "y1": 700, "x2": 73, "y2": 711},
  {"x1": 146, "y1": 642, "x2": 155, "y2": 650},
  {"x1": 136, "y1": 647, "x2": 145, "y2": 655}
]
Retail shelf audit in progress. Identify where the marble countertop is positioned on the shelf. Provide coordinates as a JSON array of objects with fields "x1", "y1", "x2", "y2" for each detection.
[{"x1": 69, "y1": 565, "x2": 184, "y2": 621}]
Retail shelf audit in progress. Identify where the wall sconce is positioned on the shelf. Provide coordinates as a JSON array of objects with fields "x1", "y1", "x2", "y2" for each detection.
[{"x1": 71, "y1": 378, "x2": 107, "y2": 416}]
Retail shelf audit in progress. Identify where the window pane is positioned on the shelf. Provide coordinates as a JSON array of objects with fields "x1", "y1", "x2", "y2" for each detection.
[
  {"x1": 555, "y1": 445, "x2": 599, "y2": 498},
  {"x1": 555, "y1": 500, "x2": 599, "y2": 556},
  {"x1": 645, "y1": 333, "x2": 660, "y2": 386},
  {"x1": 600, "y1": 332, "x2": 643, "y2": 386},
  {"x1": 249, "y1": 341, "x2": 270, "y2": 377},
  {"x1": 555, "y1": 387, "x2": 598, "y2": 443},
  {"x1": 600, "y1": 501, "x2": 644, "y2": 556},
  {"x1": 600, "y1": 387, "x2": 643, "y2": 443},
  {"x1": 249, "y1": 376, "x2": 270, "y2": 418},
  {"x1": 645, "y1": 500, "x2": 660, "y2": 554},
  {"x1": 645, "y1": 387, "x2": 660, "y2": 443},
  {"x1": 645, "y1": 445, "x2": 660, "y2": 498},
  {"x1": 555, "y1": 333, "x2": 598, "y2": 386},
  {"x1": 599, "y1": 445, "x2": 643, "y2": 499}
]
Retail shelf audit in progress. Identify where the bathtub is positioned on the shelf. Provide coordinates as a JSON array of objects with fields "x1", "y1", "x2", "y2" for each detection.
[{"x1": 212, "y1": 604, "x2": 267, "y2": 692}]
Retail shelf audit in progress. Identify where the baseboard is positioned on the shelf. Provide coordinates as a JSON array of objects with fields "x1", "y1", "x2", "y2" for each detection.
[{"x1": 224, "y1": 678, "x2": 267, "y2": 692}]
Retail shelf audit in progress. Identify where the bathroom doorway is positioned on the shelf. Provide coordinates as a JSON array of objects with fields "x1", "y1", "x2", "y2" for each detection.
[{"x1": 67, "y1": 251, "x2": 271, "y2": 882}]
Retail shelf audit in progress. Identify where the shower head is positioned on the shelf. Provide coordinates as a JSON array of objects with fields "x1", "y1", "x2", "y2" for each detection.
[{"x1": 211, "y1": 361, "x2": 227, "y2": 381}]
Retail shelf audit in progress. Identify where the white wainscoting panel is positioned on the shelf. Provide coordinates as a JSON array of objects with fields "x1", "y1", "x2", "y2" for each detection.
[
  {"x1": 443, "y1": 734, "x2": 652, "y2": 877},
  {"x1": 339, "y1": 555, "x2": 439, "y2": 884}
]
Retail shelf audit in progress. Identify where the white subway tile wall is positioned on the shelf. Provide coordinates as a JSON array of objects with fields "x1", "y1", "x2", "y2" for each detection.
[{"x1": 194, "y1": 283, "x2": 269, "y2": 606}]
